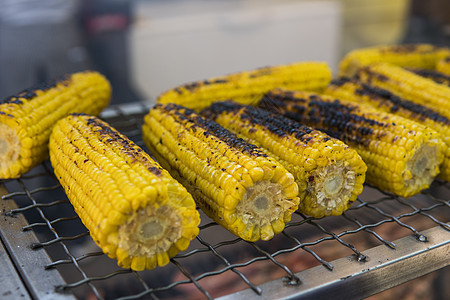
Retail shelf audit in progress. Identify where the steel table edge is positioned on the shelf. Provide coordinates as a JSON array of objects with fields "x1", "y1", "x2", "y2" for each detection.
[{"x1": 217, "y1": 225, "x2": 450, "y2": 300}]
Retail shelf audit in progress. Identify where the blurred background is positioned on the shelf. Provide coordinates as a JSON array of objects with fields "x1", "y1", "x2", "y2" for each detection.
[{"x1": 0, "y1": 0, "x2": 449, "y2": 104}]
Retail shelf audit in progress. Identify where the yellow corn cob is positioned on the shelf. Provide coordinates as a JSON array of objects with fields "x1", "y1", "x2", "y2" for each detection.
[
  {"x1": 325, "y1": 77, "x2": 450, "y2": 181},
  {"x1": 201, "y1": 101, "x2": 367, "y2": 218},
  {"x1": 0, "y1": 71, "x2": 111, "y2": 179},
  {"x1": 49, "y1": 114, "x2": 200, "y2": 271},
  {"x1": 339, "y1": 44, "x2": 450, "y2": 77},
  {"x1": 142, "y1": 103, "x2": 300, "y2": 242},
  {"x1": 259, "y1": 90, "x2": 445, "y2": 198},
  {"x1": 356, "y1": 63, "x2": 450, "y2": 120},
  {"x1": 436, "y1": 55, "x2": 450, "y2": 75},
  {"x1": 407, "y1": 68, "x2": 450, "y2": 87},
  {"x1": 156, "y1": 62, "x2": 332, "y2": 112}
]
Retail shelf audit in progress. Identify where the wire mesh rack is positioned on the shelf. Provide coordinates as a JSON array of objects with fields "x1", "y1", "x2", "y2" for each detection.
[{"x1": 0, "y1": 103, "x2": 449, "y2": 300}]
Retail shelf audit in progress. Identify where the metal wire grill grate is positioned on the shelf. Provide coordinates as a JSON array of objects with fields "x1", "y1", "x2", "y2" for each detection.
[{"x1": 1, "y1": 103, "x2": 449, "y2": 300}]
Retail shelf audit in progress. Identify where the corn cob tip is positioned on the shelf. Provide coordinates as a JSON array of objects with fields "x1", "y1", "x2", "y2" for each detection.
[
  {"x1": 306, "y1": 160, "x2": 361, "y2": 215},
  {"x1": 0, "y1": 124, "x2": 20, "y2": 178},
  {"x1": 117, "y1": 204, "x2": 190, "y2": 261}
]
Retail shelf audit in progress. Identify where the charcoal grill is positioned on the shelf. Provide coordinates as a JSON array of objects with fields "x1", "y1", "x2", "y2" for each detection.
[{"x1": 0, "y1": 103, "x2": 449, "y2": 300}]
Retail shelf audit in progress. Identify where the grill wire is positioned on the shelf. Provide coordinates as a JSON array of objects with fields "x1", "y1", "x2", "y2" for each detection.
[{"x1": 1, "y1": 103, "x2": 449, "y2": 300}]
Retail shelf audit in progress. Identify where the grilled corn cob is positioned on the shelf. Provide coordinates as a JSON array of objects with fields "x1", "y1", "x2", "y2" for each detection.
[
  {"x1": 0, "y1": 71, "x2": 111, "y2": 179},
  {"x1": 142, "y1": 103, "x2": 300, "y2": 241},
  {"x1": 325, "y1": 77, "x2": 450, "y2": 181},
  {"x1": 339, "y1": 44, "x2": 450, "y2": 77},
  {"x1": 202, "y1": 101, "x2": 367, "y2": 218},
  {"x1": 356, "y1": 63, "x2": 450, "y2": 119},
  {"x1": 259, "y1": 90, "x2": 445, "y2": 198},
  {"x1": 49, "y1": 114, "x2": 200, "y2": 271},
  {"x1": 407, "y1": 68, "x2": 450, "y2": 87},
  {"x1": 436, "y1": 55, "x2": 450, "y2": 75},
  {"x1": 156, "y1": 62, "x2": 332, "y2": 112}
]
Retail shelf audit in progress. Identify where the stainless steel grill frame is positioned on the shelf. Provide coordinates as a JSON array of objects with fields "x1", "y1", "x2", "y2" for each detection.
[{"x1": 0, "y1": 103, "x2": 449, "y2": 300}]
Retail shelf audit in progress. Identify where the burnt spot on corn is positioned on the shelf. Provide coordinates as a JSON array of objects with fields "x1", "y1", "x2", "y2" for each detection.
[
  {"x1": 356, "y1": 67, "x2": 390, "y2": 83},
  {"x1": 379, "y1": 44, "x2": 438, "y2": 54},
  {"x1": 408, "y1": 68, "x2": 450, "y2": 87},
  {"x1": 157, "y1": 103, "x2": 268, "y2": 158},
  {"x1": 249, "y1": 66, "x2": 273, "y2": 78},
  {"x1": 203, "y1": 100, "x2": 321, "y2": 145},
  {"x1": 1, "y1": 74, "x2": 70, "y2": 104},
  {"x1": 83, "y1": 115, "x2": 164, "y2": 176},
  {"x1": 174, "y1": 78, "x2": 229, "y2": 94},
  {"x1": 258, "y1": 92, "x2": 388, "y2": 147},
  {"x1": 329, "y1": 77, "x2": 351, "y2": 87},
  {"x1": 344, "y1": 79, "x2": 450, "y2": 125}
]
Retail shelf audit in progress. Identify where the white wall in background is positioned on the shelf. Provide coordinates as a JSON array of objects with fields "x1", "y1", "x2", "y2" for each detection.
[{"x1": 130, "y1": 0, "x2": 341, "y2": 103}]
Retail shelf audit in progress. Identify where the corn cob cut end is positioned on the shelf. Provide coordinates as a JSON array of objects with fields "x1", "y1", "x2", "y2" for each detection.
[
  {"x1": 402, "y1": 141, "x2": 441, "y2": 197},
  {"x1": 116, "y1": 190, "x2": 200, "y2": 270},
  {"x1": 0, "y1": 123, "x2": 22, "y2": 178},
  {"x1": 303, "y1": 158, "x2": 365, "y2": 218},
  {"x1": 232, "y1": 179, "x2": 296, "y2": 241}
]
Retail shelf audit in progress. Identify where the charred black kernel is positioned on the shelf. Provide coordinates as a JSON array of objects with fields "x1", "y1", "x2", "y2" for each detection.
[
  {"x1": 147, "y1": 166, "x2": 162, "y2": 176},
  {"x1": 202, "y1": 100, "x2": 321, "y2": 145},
  {"x1": 357, "y1": 67, "x2": 390, "y2": 82},
  {"x1": 342, "y1": 80, "x2": 450, "y2": 125},
  {"x1": 82, "y1": 115, "x2": 161, "y2": 174},
  {"x1": 1, "y1": 74, "x2": 70, "y2": 103},
  {"x1": 308, "y1": 176, "x2": 314, "y2": 182},
  {"x1": 174, "y1": 77, "x2": 229, "y2": 94},
  {"x1": 249, "y1": 66, "x2": 273, "y2": 78},
  {"x1": 157, "y1": 103, "x2": 267, "y2": 157},
  {"x1": 407, "y1": 68, "x2": 450, "y2": 87},
  {"x1": 379, "y1": 44, "x2": 437, "y2": 54},
  {"x1": 258, "y1": 91, "x2": 388, "y2": 147},
  {"x1": 329, "y1": 77, "x2": 352, "y2": 87}
]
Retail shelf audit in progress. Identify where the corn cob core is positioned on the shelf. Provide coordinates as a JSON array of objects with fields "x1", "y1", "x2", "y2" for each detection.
[
  {"x1": 436, "y1": 55, "x2": 450, "y2": 75},
  {"x1": 339, "y1": 44, "x2": 450, "y2": 77},
  {"x1": 49, "y1": 114, "x2": 200, "y2": 271},
  {"x1": 355, "y1": 63, "x2": 450, "y2": 120},
  {"x1": 142, "y1": 103, "x2": 300, "y2": 242},
  {"x1": 325, "y1": 77, "x2": 450, "y2": 181},
  {"x1": 0, "y1": 71, "x2": 111, "y2": 179},
  {"x1": 202, "y1": 101, "x2": 367, "y2": 218},
  {"x1": 156, "y1": 61, "x2": 332, "y2": 112},
  {"x1": 259, "y1": 90, "x2": 445, "y2": 198}
]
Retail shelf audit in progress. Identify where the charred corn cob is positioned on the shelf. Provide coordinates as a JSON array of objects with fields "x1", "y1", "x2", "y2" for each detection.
[
  {"x1": 356, "y1": 63, "x2": 450, "y2": 119},
  {"x1": 142, "y1": 103, "x2": 300, "y2": 241},
  {"x1": 0, "y1": 71, "x2": 111, "y2": 179},
  {"x1": 325, "y1": 77, "x2": 450, "y2": 181},
  {"x1": 339, "y1": 44, "x2": 450, "y2": 77},
  {"x1": 202, "y1": 101, "x2": 367, "y2": 218},
  {"x1": 407, "y1": 68, "x2": 450, "y2": 87},
  {"x1": 259, "y1": 90, "x2": 445, "y2": 198},
  {"x1": 436, "y1": 55, "x2": 450, "y2": 75},
  {"x1": 156, "y1": 62, "x2": 332, "y2": 112},
  {"x1": 49, "y1": 114, "x2": 200, "y2": 271}
]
